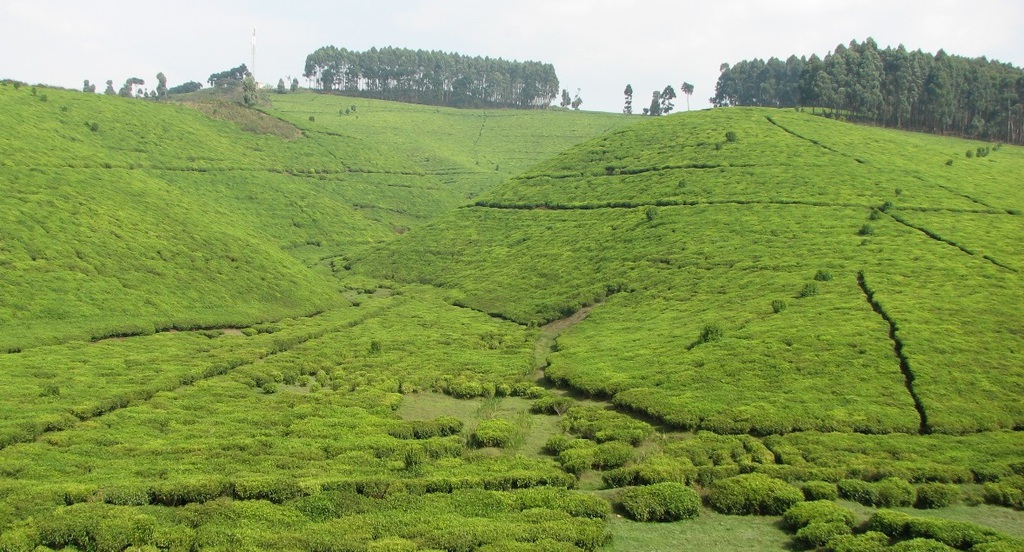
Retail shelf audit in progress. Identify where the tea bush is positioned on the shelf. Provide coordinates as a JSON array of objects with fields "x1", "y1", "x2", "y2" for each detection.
[
  {"x1": 619, "y1": 482, "x2": 701, "y2": 522},
  {"x1": 706, "y1": 474, "x2": 803, "y2": 515}
]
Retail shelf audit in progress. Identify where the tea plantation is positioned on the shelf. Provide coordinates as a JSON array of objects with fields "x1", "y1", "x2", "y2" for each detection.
[{"x1": 1, "y1": 81, "x2": 1023, "y2": 551}]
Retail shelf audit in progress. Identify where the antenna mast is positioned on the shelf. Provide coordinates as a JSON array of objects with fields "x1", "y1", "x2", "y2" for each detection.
[{"x1": 251, "y1": 27, "x2": 257, "y2": 85}]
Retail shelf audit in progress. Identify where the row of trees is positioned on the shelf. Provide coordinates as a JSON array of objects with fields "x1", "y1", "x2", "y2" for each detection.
[
  {"x1": 303, "y1": 46, "x2": 560, "y2": 108},
  {"x1": 712, "y1": 38, "x2": 1024, "y2": 144},
  {"x1": 623, "y1": 83, "x2": 694, "y2": 115},
  {"x1": 84, "y1": 76, "x2": 162, "y2": 99}
]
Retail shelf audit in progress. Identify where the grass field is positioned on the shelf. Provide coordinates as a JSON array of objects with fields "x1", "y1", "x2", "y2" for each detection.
[{"x1": 1, "y1": 81, "x2": 1023, "y2": 551}]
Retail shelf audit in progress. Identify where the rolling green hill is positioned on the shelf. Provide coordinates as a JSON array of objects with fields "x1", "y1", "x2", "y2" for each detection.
[
  {"x1": 0, "y1": 83, "x2": 629, "y2": 350},
  {"x1": 358, "y1": 107, "x2": 1024, "y2": 436},
  {"x1": 2, "y1": 80, "x2": 1024, "y2": 552}
]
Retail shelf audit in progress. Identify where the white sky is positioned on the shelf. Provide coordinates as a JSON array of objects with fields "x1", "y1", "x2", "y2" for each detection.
[{"x1": 1, "y1": 0, "x2": 1021, "y2": 113}]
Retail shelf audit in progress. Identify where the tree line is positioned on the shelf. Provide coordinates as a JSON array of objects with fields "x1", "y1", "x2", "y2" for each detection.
[
  {"x1": 303, "y1": 46, "x2": 559, "y2": 109},
  {"x1": 712, "y1": 38, "x2": 1024, "y2": 144}
]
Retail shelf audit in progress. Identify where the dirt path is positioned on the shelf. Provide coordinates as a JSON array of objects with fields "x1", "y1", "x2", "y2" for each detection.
[{"x1": 532, "y1": 306, "x2": 592, "y2": 376}]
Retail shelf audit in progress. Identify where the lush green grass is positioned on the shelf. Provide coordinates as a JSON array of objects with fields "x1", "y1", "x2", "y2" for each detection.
[
  {"x1": 3, "y1": 82, "x2": 1023, "y2": 550},
  {"x1": 603, "y1": 510, "x2": 792, "y2": 551},
  {"x1": 359, "y1": 107, "x2": 1024, "y2": 436},
  {"x1": 0, "y1": 84, "x2": 632, "y2": 351}
]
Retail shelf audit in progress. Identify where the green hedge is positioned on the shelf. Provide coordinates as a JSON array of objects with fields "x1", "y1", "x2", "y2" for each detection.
[
  {"x1": 472, "y1": 419, "x2": 518, "y2": 448},
  {"x1": 914, "y1": 483, "x2": 960, "y2": 509},
  {"x1": 619, "y1": 483, "x2": 701, "y2": 522},
  {"x1": 781, "y1": 500, "x2": 856, "y2": 531},
  {"x1": 706, "y1": 474, "x2": 803, "y2": 515}
]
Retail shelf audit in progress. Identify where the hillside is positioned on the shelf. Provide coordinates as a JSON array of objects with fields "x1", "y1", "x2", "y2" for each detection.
[
  {"x1": 2, "y1": 82, "x2": 1024, "y2": 552},
  {"x1": 0, "y1": 83, "x2": 629, "y2": 350},
  {"x1": 358, "y1": 107, "x2": 1024, "y2": 436}
]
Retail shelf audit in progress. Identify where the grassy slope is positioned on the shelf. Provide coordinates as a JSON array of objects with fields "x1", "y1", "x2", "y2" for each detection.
[
  {"x1": 357, "y1": 107, "x2": 1024, "y2": 435},
  {"x1": 3, "y1": 84, "x2": 1023, "y2": 551},
  {"x1": 0, "y1": 84, "x2": 630, "y2": 350}
]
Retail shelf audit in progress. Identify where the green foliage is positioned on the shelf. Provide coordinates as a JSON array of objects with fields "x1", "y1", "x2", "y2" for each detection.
[
  {"x1": 472, "y1": 419, "x2": 518, "y2": 448},
  {"x1": 725, "y1": 131, "x2": 738, "y2": 142},
  {"x1": 771, "y1": 299, "x2": 788, "y2": 313},
  {"x1": 983, "y1": 476, "x2": 1024, "y2": 509},
  {"x1": 619, "y1": 483, "x2": 701, "y2": 522},
  {"x1": 796, "y1": 521, "x2": 852, "y2": 549},
  {"x1": 866, "y1": 509, "x2": 1019, "y2": 550},
  {"x1": 915, "y1": 482, "x2": 960, "y2": 509},
  {"x1": 801, "y1": 481, "x2": 838, "y2": 501},
  {"x1": 559, "y1": 406, "x2": 653, "y2": 445},
  {"x1": 782, "y1": 500, "x2": 856, "y2": 531},
  {"x1": 706, "y1": 474, "x2": 804, "y2": 515},
  {"x1": 697, "y1": 323, "x2": 724, "y2": 345},
  {"x1": 825, "y1": 531, "x2": 891, "y2": 552},
  {"x1": 839, "y1": 477, "x2": 915, "y2": 507}
]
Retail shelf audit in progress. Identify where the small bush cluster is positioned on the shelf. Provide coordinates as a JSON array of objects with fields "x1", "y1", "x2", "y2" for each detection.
[
  {"x1": 706, "y1": 473, "x2": 804, "y2": 515},
  {"x1": 531, "y1": 395, "x2": 574, "y2": 415},
  {"x1": 838, "y1": 477, "x2": 915, "y2": 507},
  {"x1": 471, "y1": 419, "x2": 518, "y2": 448},
  {"x1": 914, "y1": 482, "x2": 960, "y2": 509},
  {"x1": 867, "y1": 509, "x2": 1013, "y2": 550},
  {"x1": 697, "y1": 323, "x2": 723, "y2": 345},
  {"x1": 603, "y1": 455, "x2": 697, "y2": 488},
  {"x1": 771, "y1": 299, "x2": 788, "y2": 313},
  {"x1": 801, "y1": 481, "x2": 839, "y2": 501},
  {"x1": 798, "y1": 282, "x2": 819, "y2": 298},
  {"x1": 560, "y1": 406, "x2": 653, "y2": 445},
  {"x1": 619, "y1": 483, "x2": 701, "y2": 522},
  {"x1": 782, "y1": 500, "x2": 856, "y2": 531},
  {"x1": 388, "y1": 417, "x2": 464, "y2": 440},
  {"x1": 982, "y1": 475, "x2": 1024, "y2": 509}
]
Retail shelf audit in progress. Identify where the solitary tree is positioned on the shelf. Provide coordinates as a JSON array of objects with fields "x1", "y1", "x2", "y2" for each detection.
[
  {"x1": 648, "y1": 90, "x2": 662, "y2": 116},
  {"x1": 104, "y1": 80, "x2": 116, "y2": 95},
  {"x1": 560, "y1": 89, "x2": 571, "y2": 108},
  {"x1": 277, "y1": 78, "x2": 287, "y2": 94},
  {"x1": 242, "y1": 74, "x2": 259, "y2": 106},
  {"x1": 82, "y1": 80, "x2": 96, "y2": 93},
  {"x1": 681, "y1": 82, "x2": 694, "y2": 110},
  {"x1": 571, "y1": 89, "x2": 583, "y2": 110},
  {"x1": 660, "y1": 85, "x2": 677, "y2": 114},
  {"x1": 290, "y1": 78, "x2": 299, "y2": 92},
  {"x1": 156, "y1": 72, "x2": 168, "y2": 99},
  {"x1": 623, "y1": 84, "x2": 634, "y2": 114}
]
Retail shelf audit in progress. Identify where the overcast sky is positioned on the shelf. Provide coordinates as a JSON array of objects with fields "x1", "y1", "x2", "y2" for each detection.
[{"x1": 2, "y1": 0, "x2": 1022, "y2": 113}]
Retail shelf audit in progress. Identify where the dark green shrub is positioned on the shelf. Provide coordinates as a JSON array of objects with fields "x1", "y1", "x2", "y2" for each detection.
[
  {"x1": 512, "y1": 487, "x2": 610, "y2": 519},
  {"x1": 782, "y1": 500, "x2": 856, "y2": 531},
  {"x1": 982, "y1": 475, "x2": 1024, "y2": 508},
  {"x1": 151, "y1": 477, "x2": 231, "y2": 506},
  {"x1": 698, "y1": 323, "x2": 723, "y2": 344},
  {"x1": 232, "y1": 477, "x2": 304, "y2": 503},
  {"x1": 945, "y1": 159, "x2": 954, "y2": 166},
  {"x1": 798, "y1": 282, "x2": 819, "y2": 298},
  {"x1": 914, "y1": 483, "x2": 959, "y2": 509},
  {"x1": 874, "y1": 477, "x2": 915, "y2": 507},
  {"x1": 796, "y1": 522, "x2": 852, "y2": 549},
  {"x1": 308, "y1": 115, "x2": 316, "y2": 122},
  {"x1": 801, "y1": 481, "x2": 838, "y2": 501},
  {"x1": 558, "y1": 447, "x2": 596, "y2": 474},
  {"x1": 966, "y1": 149, "x2": 974, "y2": 158},
  {"x1": 870, "y1": 208, "x2": 884, "y2": 220},
  {"x1": 592, "y1": 441, "x2": 634, "y2": 470},
  {"x1": 838, "y1": 479, "x2": 876, "y2": 505},
  {"x1": 889, "y1": 539, "x2": 956, "y2": 551},
  {"x1": 619, "y1": 482, "x2": 701, "y2": 522},
  {"x1": 825, "y1": 531, "x2": 890, "y2": 552},
  {"x1": 706, "y1": 473, "x2": 803, "y2": 515},
  {"x1": 772, "y1": 299, "x2": 788, "y2": 313},
  {"x1": 725, "y1": 131, "x2": 738, "y2": 142},
  {"x1": 858, "y1": 224, "x2": 875, "y2": 236},
  {"x1": 471, "y1": 419, "x2": 517, "y2": 448},
  {"x1": 531, "y1": 396, "x2": 574, "y2": 415},
  {"x1": 814, "y1": 270, "x2": 833, "y2": 282}
]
